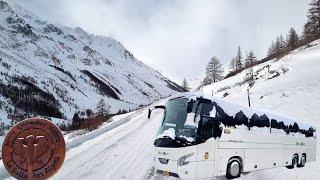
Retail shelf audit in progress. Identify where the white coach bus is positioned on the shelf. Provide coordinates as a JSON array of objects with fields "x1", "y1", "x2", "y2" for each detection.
[{"x1": 148, "y1": 93, "x2": 316, "y2": 179}]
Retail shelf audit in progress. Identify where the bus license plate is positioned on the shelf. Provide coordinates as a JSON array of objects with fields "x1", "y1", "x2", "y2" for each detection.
[{"x1": 162, "y1": 171, "x2": 169, "y2": 176}]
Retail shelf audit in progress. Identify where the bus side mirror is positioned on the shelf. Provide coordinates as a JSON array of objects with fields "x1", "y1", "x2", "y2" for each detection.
[
  {"x1": 148, "y1": 105, "x2": 166, "y2": 119},
  {"x1": 148, "y1": 109, "x2": 152, "y2": 119}
]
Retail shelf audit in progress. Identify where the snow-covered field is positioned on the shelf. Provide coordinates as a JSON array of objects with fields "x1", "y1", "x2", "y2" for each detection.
[{"x1": 202, "y1": 40, "x2": 320, "y2": 126}]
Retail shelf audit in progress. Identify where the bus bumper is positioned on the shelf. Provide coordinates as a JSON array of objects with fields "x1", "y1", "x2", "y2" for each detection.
[{"x1": 155, "y1": 158, "x2": 197, "y2": 179}]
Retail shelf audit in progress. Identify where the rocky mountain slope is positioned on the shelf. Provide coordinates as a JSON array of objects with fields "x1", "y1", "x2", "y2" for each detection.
[{"x1": 0, "y1": 0, "x2": 184, "y2": 124}]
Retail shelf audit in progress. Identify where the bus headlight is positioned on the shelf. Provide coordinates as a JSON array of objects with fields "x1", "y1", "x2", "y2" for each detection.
[{"x1": 177, "y1": 153, "x2": 194, "y2": 166}]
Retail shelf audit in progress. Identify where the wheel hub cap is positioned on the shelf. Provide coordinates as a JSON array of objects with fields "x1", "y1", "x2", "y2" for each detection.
[
  {"x1": 302, "y1": 157, "x2": 306, "y2": 165},
  {"x1": 230, "y1": 162, "x2": 240, "y2": 177}
]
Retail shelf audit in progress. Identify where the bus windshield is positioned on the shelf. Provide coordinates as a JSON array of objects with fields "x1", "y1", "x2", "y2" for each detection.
[{"x1": 154, "y1": 98, "x2": 201, "y2": 147}]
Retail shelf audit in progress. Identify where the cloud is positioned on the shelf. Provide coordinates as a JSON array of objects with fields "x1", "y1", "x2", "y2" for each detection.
[{"x1": 14, "y1": 0, "x2": 309, "y2": 86}]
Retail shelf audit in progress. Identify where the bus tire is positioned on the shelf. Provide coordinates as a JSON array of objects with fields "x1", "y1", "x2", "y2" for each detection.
[
  {"x1": 286, "y1": 155, "x2": 298, "y2": 169},
  {"x1": 226, "y1": 159, "x2": 241, "y2": 179},
  {"x1": 298, "y1": 154, "x2": 306, "y2": 168}
]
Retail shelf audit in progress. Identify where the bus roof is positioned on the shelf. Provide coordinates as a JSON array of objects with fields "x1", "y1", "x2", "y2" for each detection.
[{"x1": 168, "y1": 92, "x2": 314, "y2": 130}]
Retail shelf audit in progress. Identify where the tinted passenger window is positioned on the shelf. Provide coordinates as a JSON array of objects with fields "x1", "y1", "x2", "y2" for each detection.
[
  {"x1": 196, "y1": 102, "x2": 222, "y2": 143},
  {"x1": 197, "y1": 116, "x2": 214, "y2": 142}
]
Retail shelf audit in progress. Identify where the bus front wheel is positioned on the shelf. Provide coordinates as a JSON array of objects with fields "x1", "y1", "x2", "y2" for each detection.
[
  {"x1": 226, "y1": 159, "x2": 241, "y2": 179},
  {"x1": 286, "y1": 155, "x2": 298, "y2": 169}
]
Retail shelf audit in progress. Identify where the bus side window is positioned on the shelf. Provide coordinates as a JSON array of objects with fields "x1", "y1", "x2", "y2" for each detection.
[
  {"x1": 187, "y1": 99, "x2": 194, "y2": 113},
  {"x1": 201, "y1": 102, "x2": 214, "y2": 116},
  {"x1": 197, "y1": 116, "x2": 213, "y2": 142},
  {"x1": 196, "y1": 102, "x2": 221, "y2": 142},
  {"x1": 194, "y1": 103, "x2": 203, "y2": 124},
  {"x1": 197, "y1": 115, "x2": 222, "y2": 142},
  {"x1": 213, "y1": 119, "x2": 222, "y2": 138}
]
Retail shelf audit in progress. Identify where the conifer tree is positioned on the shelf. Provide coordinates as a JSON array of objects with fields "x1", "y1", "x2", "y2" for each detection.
[
  {"x1": 235, "y1": 46, "x2": 243, "y2": 70},
  {"x1": 274, "y1": 35, "x2": 286, "y2": 54},
  {"x1": 268, "y1": 41, "x2": 276, "y2": 56},
  {"x1": 96, "y1": 98, "x2": 110, "y2": 116},
  {"x1": 229, "y1": 58, "x2": 236, "y2": 72},
  {"x1": 182, "y1": 78, "x2": 191, "y2": 91},
  {"x1": 304, "y1": 0, "x2": 320, "y2": 41},
  {"x1": 205, "y1": 56, "x2": 224, "y2": 83},
  {"x1": 286, "y1": 28, "x2": 299, "y2": 50},
  {"x1": 245, "y1": 51, "x2": 257, "y2": 67}
]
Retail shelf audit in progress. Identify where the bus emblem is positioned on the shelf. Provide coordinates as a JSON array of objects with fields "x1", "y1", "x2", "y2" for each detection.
[
  {"x1": 204, "y1": 152, "x2": 209, "y2": 160},
  {"x1": 158, "y1": 151, "x2": 168, "y2": 156}
]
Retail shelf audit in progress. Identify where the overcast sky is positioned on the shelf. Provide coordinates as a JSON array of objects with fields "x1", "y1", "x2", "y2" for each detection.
[{"x1": 14, "y1": 0, "x2": 309, "y2": 87}]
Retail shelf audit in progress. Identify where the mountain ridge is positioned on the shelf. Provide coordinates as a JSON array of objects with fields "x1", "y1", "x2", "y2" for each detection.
[{"x1": 0, "y1": 0, "x2": 184, "y2": 124}]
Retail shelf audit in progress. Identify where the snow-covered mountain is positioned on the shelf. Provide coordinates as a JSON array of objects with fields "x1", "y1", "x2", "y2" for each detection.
[{"x1": 0, "y1": 0, "x2": 184, "y2": 124}]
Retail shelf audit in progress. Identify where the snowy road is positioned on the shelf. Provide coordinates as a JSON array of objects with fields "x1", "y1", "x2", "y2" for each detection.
[{"x1": 53, "y1": 110, "x2": 161, "y2": 180}]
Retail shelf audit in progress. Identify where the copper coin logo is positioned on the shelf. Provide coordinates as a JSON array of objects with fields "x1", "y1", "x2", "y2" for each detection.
[{"x1": 2, "y1": 118, "x2": 66, "y2": 180}]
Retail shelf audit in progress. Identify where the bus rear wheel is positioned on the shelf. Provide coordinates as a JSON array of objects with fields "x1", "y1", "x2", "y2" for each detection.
[{"x1": 226, "y1": 159, "x2": 241, "y2": 179}]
